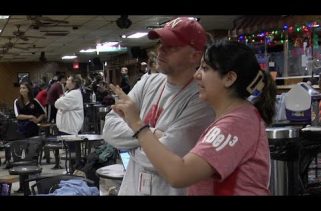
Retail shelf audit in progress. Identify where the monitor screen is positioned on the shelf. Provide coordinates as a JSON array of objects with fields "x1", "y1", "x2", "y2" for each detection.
[{"x1": 119, "y1": 151, "x2": 130, "y2": 171}]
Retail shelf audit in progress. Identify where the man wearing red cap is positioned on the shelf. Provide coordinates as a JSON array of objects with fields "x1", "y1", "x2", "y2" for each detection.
[
  {"x1": 148, "y1": 17, "x2": 207, "y2": 52},
  {"x1": 103, "y1": 17, "x2": 214, "y2": 195}
]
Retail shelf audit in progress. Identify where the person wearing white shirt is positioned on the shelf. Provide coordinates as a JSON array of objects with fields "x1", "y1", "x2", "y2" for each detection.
[{"x1": 55, "y1": 74, "x2": 84, "y2": 135}]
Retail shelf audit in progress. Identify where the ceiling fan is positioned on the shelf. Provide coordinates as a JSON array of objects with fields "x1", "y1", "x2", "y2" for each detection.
[
  {"x1": 0, "y1": 47, "x2": 19, "y2": 56},
  {"x1": 27, "y1": 15, "x2": 70, "y2": 29},
  {"x1": 27, "y1": 15, "x2": 69, "y2": 24},
  {"x1": 1, "y1": 38, "x2": 15, "y2": 49},
  {"x1": 0, "y1": 38, "x2": 35, "y2": 51},
  {"x1": 13, "y1": 25, "x2": 46, "y2": 41},
  {"x1": 0, "y1": 48, "x2": 10, "y2": 54},
  {"x1": 13, "y1": 44, "x2": 45, "y2": 51}
]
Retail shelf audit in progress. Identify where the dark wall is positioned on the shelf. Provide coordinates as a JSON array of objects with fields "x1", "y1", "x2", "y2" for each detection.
[
  {"x1": 0, "y1": 62, "x2": 73, "y2": 108},
  {"x1": 129, "y1": 47, "x2": 147, "y2": 60},
  {"x1": 89, "y1": 57, "x2": 103, "y2": 71}
]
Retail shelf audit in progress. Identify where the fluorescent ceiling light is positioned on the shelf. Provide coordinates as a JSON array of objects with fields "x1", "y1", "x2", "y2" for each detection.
[
  {"x1": 80, "y1": 45, "x2": 127, "y2": 53},
  {"x1": 127, "y1": 32, "x2": 148, "y2": 39},
  {"x1": 96, "y1": 42, "x2": 127, "y2": 52},
  {"x1": 99, "y1": 41, "x2": 119, "y2": 47},
  {"x1": 0, "y1": 16, "x2": 9, "y2": 19},
  {"x1": 97, "y1": 46, "x2": 128, "y2": 53},
  {"x1": 96, "y1": 42, "x2": 118, "y2": 52},
  {"x1": 79, "y1": 48, "x2": 96, "y2": 53},
  {"x1": 62, "y1": 55, "x2": 77, "y2": 60}
]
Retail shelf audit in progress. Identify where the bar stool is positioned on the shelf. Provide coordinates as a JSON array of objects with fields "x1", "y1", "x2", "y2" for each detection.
[
  {"x1": 38, "y1": 123, "x2": 57, "y2": 164},
  {"x1": 0, "y1": 143, "x2": 4, "y2": 165},
  {"x1": 7, "y1": 137, "x2": 44, "y2": 195},
  {"x1": 43, "y1": 142, "x2": 64, "y2": 169},
  {"x1": 9, "y1": 165, "x2": 42, "y2": 195}
]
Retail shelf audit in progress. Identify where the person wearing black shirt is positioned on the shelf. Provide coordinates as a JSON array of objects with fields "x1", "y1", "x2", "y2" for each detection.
[
  {"x1": 96, "y1": 81, "x2": 115, "y2": 106},
  {"x1": 120, "y1": 67, "x2": 131, "y2": 94},
  {"x1": 14, "y1": 81, "x2": 46, "y2": 138}
]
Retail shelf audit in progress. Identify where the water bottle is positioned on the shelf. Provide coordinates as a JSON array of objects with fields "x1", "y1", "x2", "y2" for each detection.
[{"x1": 92, "y1": 92, "x2": 96, "y2": 103}]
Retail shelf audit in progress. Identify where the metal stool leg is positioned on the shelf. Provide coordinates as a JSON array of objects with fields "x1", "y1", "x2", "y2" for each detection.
[
  {"x1": 16, "y1": 175, "x2": 29, "y2": 195},
  {"x1": 52, "y1": 149, "x2": 63, "y2": 169},
  {"x1": 44, "y1": 148, "x2": 51, "y2": 164},
  {"x1": 21, "y1": 175, "x2": 31, "y2": 196}
]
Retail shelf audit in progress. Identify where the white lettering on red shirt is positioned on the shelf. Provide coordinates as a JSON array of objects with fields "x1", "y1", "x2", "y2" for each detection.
[{"x1": 202, "y1": 126, "x2": 239, "y2": 151}]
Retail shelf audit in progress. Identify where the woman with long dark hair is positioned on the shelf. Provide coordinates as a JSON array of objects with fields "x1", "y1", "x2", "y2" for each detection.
[{"x1": 14, "y1": 81, "x2": 46, "y2": 138}]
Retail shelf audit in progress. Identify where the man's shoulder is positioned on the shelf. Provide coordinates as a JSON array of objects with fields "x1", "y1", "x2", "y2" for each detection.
[
  {"x1": 133, "y1": 73, "x2": 165, "y2": 90},
  {"x1": 144, "y1": 73, "x2": 165, "y2": 84}
]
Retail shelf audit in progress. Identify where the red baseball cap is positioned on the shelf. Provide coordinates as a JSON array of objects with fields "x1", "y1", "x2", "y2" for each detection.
[{"x1": 148, "y1": 17, "x2": 207, "y2": 51}]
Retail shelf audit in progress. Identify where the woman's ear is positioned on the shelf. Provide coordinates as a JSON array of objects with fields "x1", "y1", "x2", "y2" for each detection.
[{"x1": 224, "y1": 71, "x2": 237, "y2": 88}]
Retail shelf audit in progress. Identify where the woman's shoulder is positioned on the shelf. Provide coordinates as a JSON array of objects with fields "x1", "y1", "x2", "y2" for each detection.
[
  {"x1": 13, "y1": 98, "x2": 19, "y2": 108},
  {"x1": 215, "y1": 104, "x2": 253, "y2": 121}
]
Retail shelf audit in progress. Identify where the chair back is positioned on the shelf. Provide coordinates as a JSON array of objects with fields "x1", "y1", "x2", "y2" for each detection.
[
  {"x1": 0, "y1": 114, "x2": 7, "y2": 140},
  {"x1": 1, "y1": 118, "x2": 25, "y2": 141},
  {"x1": 9, "y1": 136, "x2": 44, "y2": 165}
]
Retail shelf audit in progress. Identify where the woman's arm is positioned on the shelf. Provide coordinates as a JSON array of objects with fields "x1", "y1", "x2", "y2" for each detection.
[
  {"x1": 29, "y1": 113, "x2": 45, "y2": 124},
  {"x1": 134, "y1": 123, "x2": 214, "y2": 187},
  {"x1": 16, "y1": 114, "x2": 35, "y2": 121},
  {"x1": 14, "y1": 99, "x2": 35, "y2": 121}
]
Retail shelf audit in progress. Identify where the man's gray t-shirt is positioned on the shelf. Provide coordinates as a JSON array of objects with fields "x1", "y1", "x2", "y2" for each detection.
[{"x1": 103, "y1": 73, "x2": 214, "y2": 195}]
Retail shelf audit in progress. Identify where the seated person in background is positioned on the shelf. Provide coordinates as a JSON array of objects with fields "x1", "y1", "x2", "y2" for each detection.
[
  {"x1": 96, "y1": 81, "x2": 115, "y2": 106},
  {"x1": 102, "y1": 93, "x2": 115, "y2": 107},
  {"x1": 95, "y1": 81, "x2": 107, "y2": 103},
  {"x1": 147, "y1": 51, "x2": 159, "y2": 74},
  {"x1": 134, "y1": 62, "x2": 148, "y2": 84},
  {"x1": 132, "y1": 54, "x2": 159, "y2": 88},
  {"x1": 14, "y1": 81, "x2": 46, "y2": 138},
  {"x1": 120, "y1": 67, "x2": 131, "y2": 94}
]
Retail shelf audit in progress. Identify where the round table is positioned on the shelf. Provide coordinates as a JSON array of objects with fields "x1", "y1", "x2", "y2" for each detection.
[
  {"x1": 37, "y1": 123, "x2": 57, "y2": 136},
  {"x1": 58, "y1": 134, "x2": 104, "y2": 174},
  {"x1": 96, "y1": 164, "x2": 125, "y2": 179},
  {"x1": 96, "y1": 164, "x2": 124, "y2": 195}
]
